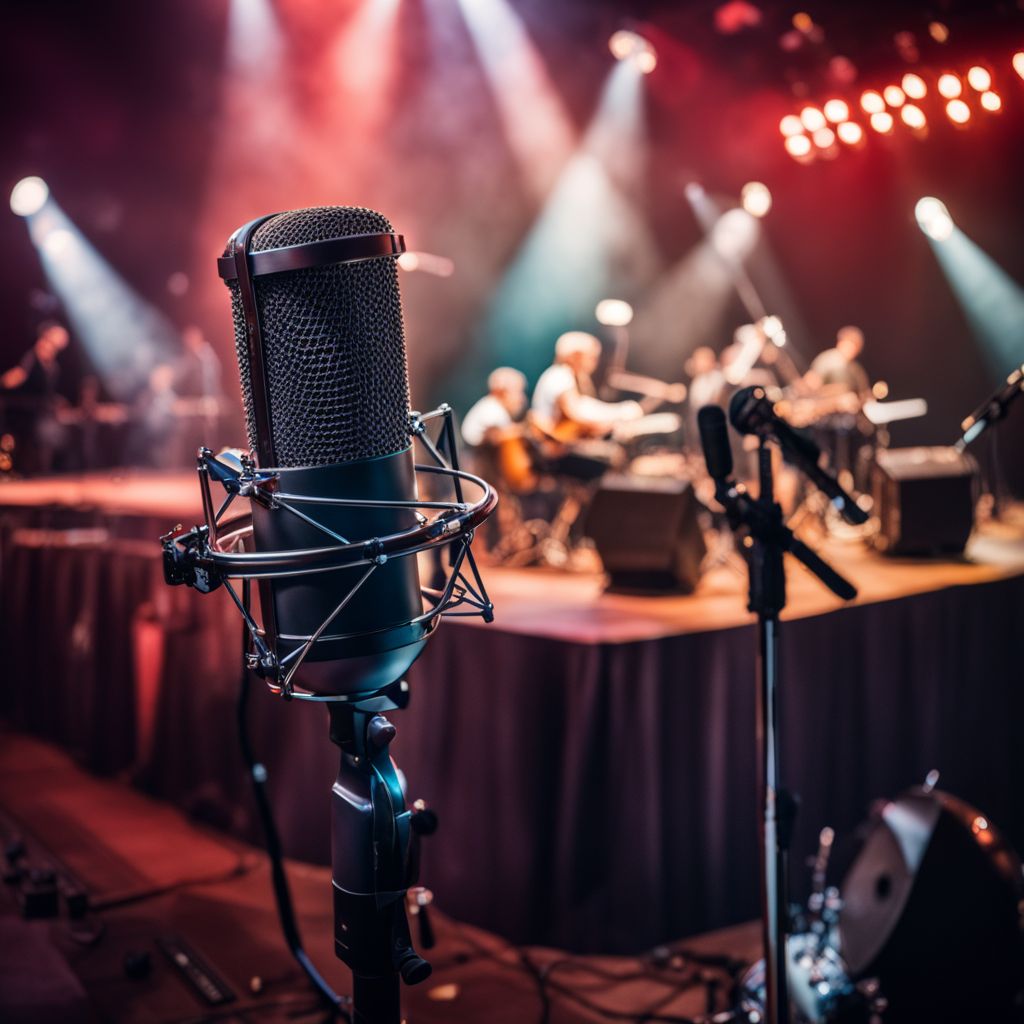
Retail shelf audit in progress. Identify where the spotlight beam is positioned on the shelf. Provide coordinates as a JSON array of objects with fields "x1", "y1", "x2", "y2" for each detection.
[{"x1": 24, "y1": 202, "x2": 179, "y2": 398}]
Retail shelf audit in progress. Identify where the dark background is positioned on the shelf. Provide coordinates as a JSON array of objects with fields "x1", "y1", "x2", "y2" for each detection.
[{"x1": 1, "y1": 0, "x2": 1023, "y2": 486}]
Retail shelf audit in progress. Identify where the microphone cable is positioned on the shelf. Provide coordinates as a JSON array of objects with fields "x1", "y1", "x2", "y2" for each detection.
[{"x1": 235, "y1": 581, "x2": 349, "y2": 1022}]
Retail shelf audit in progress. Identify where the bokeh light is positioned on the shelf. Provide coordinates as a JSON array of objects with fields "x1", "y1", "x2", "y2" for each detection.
[
  {"x1": 836, "y1": 121, "x2": 864, "y2": 145},
  {"x1": 784, "y1": 134, "x2": 812, "y2": 158},
  {"x1": 938, "y1": 73, "x2": 962, "y2": 99},
  {"x1": 779, "y1": 114, "x2": 804, "y2": 136},
  {"x1": 860, "y1": 90, "x2": 885, "y2": 114},
  {"x1": 901, "y1": 104, "x2": 926, "y2": 129},
  {"x1": 946, "y1": 99, "x2": 971, "y2": 125},
  {"x1": 608, "y1": 29, "x2": 657, "y2": 73},
  {"x1": 1014, "y1": 53, "x2": 1024, "y2": 81},
  {"x1": 740, "y1": 181, "x2": 772, "y2": 218},
  {"x1": 10, "y1": 176, "x2": 50, "y2": 217},
  {"x1": 901, "y1": 73, "x2": 927, "y2": 99},
  {"x1": 870, "y1": 111, "x2": 894, "y2": 134},
  {"x1": 966, "y1": 66, "x2": 991, "y2": 92},
  {"x1": 883, "y1": 85, "x2": 905, "y2": 107},
  {"x1": 980, "y1": 91, "x2": 1002, "y2": 112},
  {"x1": 823, "y1": 98, "x2": 849, "y2": 123},
  {"x1": 800, "y1": 106, "x2": 826, "y2": 131},
  {"x1": 915, "y1": 197, "x2": 954, "y2": 241},
  {"x1": 928, "y1": 22, "x2": 949, "y2": 43},
  {"x1": 812, "y1": 126, "x2": 836, "y2": 148},
  {"x1": 595, "y1": 298, "x2": 634, "y2": 326}
]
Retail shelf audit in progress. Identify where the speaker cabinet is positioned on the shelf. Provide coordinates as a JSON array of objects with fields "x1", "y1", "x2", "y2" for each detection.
[
  {"x1": 583, "y1": 474, "x2": 705, "y2": 593},
  {"x1": 872, "y1": 446, "x2": 977, "y2": 556}
]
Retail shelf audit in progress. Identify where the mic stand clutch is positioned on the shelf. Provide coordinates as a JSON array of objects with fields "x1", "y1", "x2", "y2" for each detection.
[
  {"x1": 327, "y1": 691, "x2": 434, "y2": 1024},
  {"x1": 711, "y1": 440, "x2": 856, "y2": 1024}
]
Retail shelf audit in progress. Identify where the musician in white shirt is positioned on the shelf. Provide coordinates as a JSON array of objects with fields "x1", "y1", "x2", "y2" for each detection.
[
  {"x1": 531, "y1": 332, "x2": 642, "y2": 437},
  {"x1": 461, "y1": 367, "x2": 528, "y2": 447}
]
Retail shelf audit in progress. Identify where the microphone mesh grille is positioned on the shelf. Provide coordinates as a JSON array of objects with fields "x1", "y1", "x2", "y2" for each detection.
[{"x1": 227, "y1": 206, "x2": 412, "y2": 467}]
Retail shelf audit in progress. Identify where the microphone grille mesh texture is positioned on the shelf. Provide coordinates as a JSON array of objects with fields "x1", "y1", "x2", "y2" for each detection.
[{"x1": 226, "y1": 205, "x2": 412, "y2": 467}]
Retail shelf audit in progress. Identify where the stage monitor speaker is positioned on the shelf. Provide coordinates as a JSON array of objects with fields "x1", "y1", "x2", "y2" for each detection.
[
  {"x1": 871, "y1": 446, "x2": 977, "y2": 556},
  {"x1": 583, "y1": 474, "x2": 705, "y2": 593}
]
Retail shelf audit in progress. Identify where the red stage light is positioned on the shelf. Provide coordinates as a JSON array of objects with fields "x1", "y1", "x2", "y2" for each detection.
[
  {"x1": 901, "y1": 104, "x2": 926, "y2": 129},
  {"x1": 902, "y1": 73, "x2": 926, "y2": 99},
  {"x1": 836, "y1": 121, "x2": 863, "y2": 145},
  {"x1": 946, "y1": 99, "x2": 971, "y2": 124},
  {"x1": 823, "y1": 98, "x2": 849, "y2": 123},
  {"x1": 784, "y1": 134, "x2": 812, "y2": 159},
  {"x1": 980, "y1": 91, "x2": 1002, "y2": 112},
  {"x1": 937, "y1": 74, "x2": 962, "y2": 99},
  {"x1": 928, "y1": 21, "x2": 949, "y2": 43},
  {"x1": 870, "y1": 111, "x2": 894, "y2": 134},
  {"x1": 800, "y1": 106, "x2": 826, "y2": 131},
  {"x1": 967, "y1": 66, "x2": 991, "y2": 92},
  {"x1": 812, "y1": 126, "x2": 836, "y2": 148},
  {"x1": 860, "y1": 90, "x2": 885, "y2": 114},
  {"x1": 883, "y1": 85, "x2": 905, "y2": 107},
  {"x1": 779, "y1": 114, "x2": 804, "y2": 136},
  {"x1": 1014, "y1": 53, "x2": 1024, "y2": 81}
]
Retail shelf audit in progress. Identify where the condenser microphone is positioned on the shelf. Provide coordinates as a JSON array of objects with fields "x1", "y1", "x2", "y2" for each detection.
[
  {"x1": 729, "y1": 385, "x2": 868, "y2": 526},
  {"x1": 219, "y1": 205, "x2": 425, "y2": 697}
]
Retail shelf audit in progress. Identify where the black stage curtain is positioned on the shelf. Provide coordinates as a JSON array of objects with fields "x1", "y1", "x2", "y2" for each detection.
[{"x1": 2, "y1": 523, "x2": 1022, "y2": 953}]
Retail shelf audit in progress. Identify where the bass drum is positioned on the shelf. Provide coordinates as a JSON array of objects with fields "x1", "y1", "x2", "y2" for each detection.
[{"x1": 838, "y1": 786, "x2": 1024, "y2": 1022}]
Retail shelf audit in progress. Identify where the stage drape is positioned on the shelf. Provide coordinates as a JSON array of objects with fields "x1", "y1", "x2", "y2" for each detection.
[{"x1": 2, "y1": 522, "x2": 1022, "y2": 953}]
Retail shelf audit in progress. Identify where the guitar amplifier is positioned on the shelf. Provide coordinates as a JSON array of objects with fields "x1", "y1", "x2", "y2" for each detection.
[
  {"x1": 872, "y1": 447, "x2": 978, "y2": 556},
  {"x1": 583, "y1": 474, "x2": 706, "y2": 593}
]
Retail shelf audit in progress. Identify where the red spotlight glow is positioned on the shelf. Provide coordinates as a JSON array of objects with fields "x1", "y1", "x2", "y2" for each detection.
[
  {"x1": 823, "y1": 98, "x2": 849, "y2": 123},
  {"x1": 902, "y1": 73, "x2": 927, "y2": 99},
  {"x1": 938, "y1": 73, "x2": 962, "y2": 99},
  {"x1": 901, "y1": 104, "x2": 926, "y2": 129},
  {"x1": 800, "y1": 106, "x2": 826, "y2": 131},
  {"x1": 883, "y1": 85, "x2": 905, "y2": 107},
  {"x1": 928, "y1": 21, "x2": 949, "y2": 43},
  {"x1": 836, "y1": 121, "x2": 863, "y2": 145},
  {"x1": 870, "y1": 111, "x2": 894, "y2": 134},
  {"x1": 980, "y1": 91, "x2": 1002, "y2": 112},
  {"x1": 860, "y1": 90, "x2": 885, "y2": 114},
  {"x1": 784, "y1": 134, "x2": 812, "y2": 158},
  {"x1": 1014, "y1": 53, "x2": 1024, "y2": 81},
  {"x1": 812, "y1": 126, "x2": 836, "y2": 148},
  {"x1": 780, "y1": 114, "x2": 804, "y2": 136},
  {"x1": 946, "y1": 99, "x2": 971, "y2": 124},
  {"x1": 967, "y1": 66, "x2": 992, "y2": 91}
]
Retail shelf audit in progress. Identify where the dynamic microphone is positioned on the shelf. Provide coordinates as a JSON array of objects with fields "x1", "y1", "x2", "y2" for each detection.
[
  {"x1": 729, "y1": 386, "x2": 869, "y2": 526},
  {"x1": 697, "y1": 404, "x2": 733, "y2": 482},
  {"x1": 221, "y1": 205, "x2": 426, "y2": 698},
  {"x1": 957, "y1": 363, "x2": 1024, "y2": 450}
]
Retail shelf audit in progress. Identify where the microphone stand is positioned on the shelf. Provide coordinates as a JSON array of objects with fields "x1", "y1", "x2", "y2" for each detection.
[{"x1": 711, "y1": 439, "x2": 856, "y2": 1024}]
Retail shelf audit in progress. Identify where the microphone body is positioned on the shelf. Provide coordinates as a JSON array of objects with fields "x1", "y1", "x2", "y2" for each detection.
[
  {"x1": 729, "y1": 386, "x2": 868, "y2": 526},
  {"x1": 697, "y1": 404, "x2": 734, "y2": 482},
  {"x1": 224, "y1": 206, "x2": 425, "y2": 697}
]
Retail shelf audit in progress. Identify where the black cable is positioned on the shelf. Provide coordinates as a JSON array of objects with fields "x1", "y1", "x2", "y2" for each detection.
[
  {"x1": 236, "y1": 602, "x2": 349, "y2": 1022},
  {"x1": 447, "y1": 923, "x2": 727, "y2": 1024}
]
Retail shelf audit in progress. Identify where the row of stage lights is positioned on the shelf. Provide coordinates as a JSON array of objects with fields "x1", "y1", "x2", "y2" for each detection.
[{"x1": 780, "y1": 54, "x2": 1024, "y2": 162}]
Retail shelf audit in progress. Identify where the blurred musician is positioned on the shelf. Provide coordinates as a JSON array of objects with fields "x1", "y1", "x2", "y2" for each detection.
[
  {"x1": 461, "y1": 367, "x2": 528, "y2": 449},
  {"x1": 0, "y1": 321, "x2": 70, "y2": 474},
  {"x1": 531, "y1": 331, "x2": 643, "y2": 438},
  {"x1": 131, "y1": 363, "x2": 179, "y2": 469},
  {"x1": 175, "y1": 325, "x2": 222, "y2": 403},
  {"x1": 805, "y1": 325, "x2": 870, "y2": 400}
]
